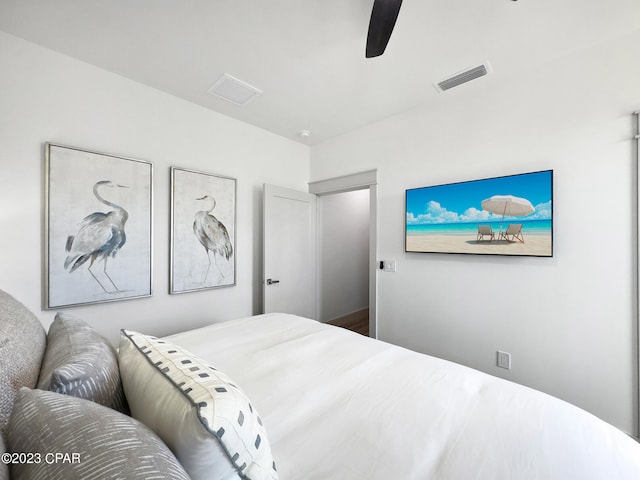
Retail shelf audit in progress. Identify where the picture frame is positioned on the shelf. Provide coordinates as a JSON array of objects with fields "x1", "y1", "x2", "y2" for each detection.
[
  {"x1": 45, "y1": 143, "x2": 153, "y2": 308},
  {"x1": 405, "y1": 170, "x2": 553, "y2": 257},
  {"x1": 170, "y1": 167, "x2": 236, "y2": 293}
]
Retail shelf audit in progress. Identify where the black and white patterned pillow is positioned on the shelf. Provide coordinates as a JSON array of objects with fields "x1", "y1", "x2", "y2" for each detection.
[
  {"x1": 119, "y1": 330, "x2": 278, "y2": 480},
  {"x1": 7, "y1": 388, "x2": 190, "y2": 480}
]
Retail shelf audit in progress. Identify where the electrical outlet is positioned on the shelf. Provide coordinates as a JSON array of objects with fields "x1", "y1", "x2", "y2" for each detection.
[{"x1": 497, "y1": 351, "x2": 511, "y2": 370}]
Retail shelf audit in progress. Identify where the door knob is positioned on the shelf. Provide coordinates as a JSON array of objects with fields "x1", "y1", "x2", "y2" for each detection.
[{"x1": 266, "y1": 278, "x2": 280, "y2": 285}]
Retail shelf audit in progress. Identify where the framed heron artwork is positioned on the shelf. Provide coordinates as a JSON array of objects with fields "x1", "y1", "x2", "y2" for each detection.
[
  {"x1": 170, "y1": 167, "x2": 236, "y2": 294},
  {"x1": 45, "y1": 143, "x2": 153, "y2": 309}
]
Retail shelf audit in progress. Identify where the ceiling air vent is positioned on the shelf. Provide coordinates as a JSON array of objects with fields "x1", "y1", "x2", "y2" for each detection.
[
  {"x1": 207, "y1": 73, "x2": 262, "y2": 106},
  {"x1": 434, "y1": 62, "x2": 492, "y2": 92}
]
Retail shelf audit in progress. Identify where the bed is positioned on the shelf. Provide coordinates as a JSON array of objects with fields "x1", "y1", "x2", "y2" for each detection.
[
  {"x1": 1, "y1": 287, "x2": 640, "y2": 480},
  {"x1": 157, "y1": 313, "x2": 640, "y2": 479}
]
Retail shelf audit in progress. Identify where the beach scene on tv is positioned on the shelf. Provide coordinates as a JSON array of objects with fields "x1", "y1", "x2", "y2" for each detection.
[{"x1": 406, "y1": 170, "x2": 553, "y2": 256}]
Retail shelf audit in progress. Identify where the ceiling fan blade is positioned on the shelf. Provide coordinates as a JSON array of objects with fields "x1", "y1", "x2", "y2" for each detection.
[{"x1": 366, "y1": 0, "x2": 403, "y2": 58}]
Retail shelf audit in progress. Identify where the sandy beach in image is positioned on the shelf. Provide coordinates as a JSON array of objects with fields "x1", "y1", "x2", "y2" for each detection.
[{"x1": 406, "y1": 233, "x2": 552, "y2": 256}]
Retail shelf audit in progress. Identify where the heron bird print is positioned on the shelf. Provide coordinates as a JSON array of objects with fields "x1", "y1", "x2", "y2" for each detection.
[
  {"x1": 64, "y1": 180, "x2": 129, "y2": 293},
  {"x1": 193, "y1": 195, "x2": 233, "y2": 284}
]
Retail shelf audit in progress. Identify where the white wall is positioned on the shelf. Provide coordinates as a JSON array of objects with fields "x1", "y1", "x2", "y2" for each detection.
[
  {"x1": 311, "y1": 30, "x2": 640, "y2": 435},
  {"x1": 3, "y1": 24, "x2": 639, "y2": 435},
  {"x1": 0, "y1": 32, "x2": 310, "y2": 345},
  {"x1": 319, "y1": 189, "x2": 369, "y2": 322}
]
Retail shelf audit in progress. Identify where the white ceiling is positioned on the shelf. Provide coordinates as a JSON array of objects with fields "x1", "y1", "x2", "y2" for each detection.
[{"x1": 1, "y1": 0, "x2": 639, "y2": 145}]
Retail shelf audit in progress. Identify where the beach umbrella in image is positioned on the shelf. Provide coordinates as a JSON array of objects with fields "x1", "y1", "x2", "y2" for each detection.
[{"x1": 481, "y1": 195, "x2": 534, "y2": 232}]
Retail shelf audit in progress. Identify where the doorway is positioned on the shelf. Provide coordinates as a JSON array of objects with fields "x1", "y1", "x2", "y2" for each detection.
[
  {"x1": 262, "y1": 171, "x2": 378, "y2": 336},
  {"x1": 309, "y1": 170, "x2": 378, "y2": 338},
  {"x1": 318, "y1": 189, "x2": 370, "y2": 336}
]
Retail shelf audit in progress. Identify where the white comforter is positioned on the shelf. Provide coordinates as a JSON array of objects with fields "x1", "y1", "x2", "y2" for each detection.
[{"x1": 167, "y1": 313, "x2": 640, "y2": 479}]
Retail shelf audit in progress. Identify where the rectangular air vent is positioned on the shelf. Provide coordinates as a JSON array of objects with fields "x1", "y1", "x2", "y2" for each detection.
[
  {"x1": 434, "y1": 62, "x2": 492, "y2": 92},
  {"x1": 207, "y1": 73, "x2": 262, "y2": 106}
]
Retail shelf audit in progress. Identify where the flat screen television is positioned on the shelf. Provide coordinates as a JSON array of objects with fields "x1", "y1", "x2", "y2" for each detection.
[{"x1": 405, "y1": 170, "x2": 553, "y2": 257}]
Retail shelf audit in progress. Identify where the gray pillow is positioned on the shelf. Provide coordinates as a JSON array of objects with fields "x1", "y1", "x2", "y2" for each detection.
[
  {"x1": 0, "y1": 435, "x2": 8, "y2": 480},
  {"x1": 37, "y1": 312, "x2": 128, "y2": 413},
  {"x1": 7, "y1": 388, "x2": 190, "y2": 480},
  {"x1": 0, "y1": 289, "x2": 46, "y2": 440}
]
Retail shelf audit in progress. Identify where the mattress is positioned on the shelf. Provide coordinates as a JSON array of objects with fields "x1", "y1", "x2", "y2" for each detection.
[{"x1": 166, "y1": 313, "x2": 640, "y2": 480}]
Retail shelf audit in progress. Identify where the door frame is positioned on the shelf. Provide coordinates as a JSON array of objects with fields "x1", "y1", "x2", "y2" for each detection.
[
  {"x1": 309, "y1": 170, "x2": 378, "y2": 338},
  {"x1": 634, "y1": 111, "x2": 640, "y2": 438}
]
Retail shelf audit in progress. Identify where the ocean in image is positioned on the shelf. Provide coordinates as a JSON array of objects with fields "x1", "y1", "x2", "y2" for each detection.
[{"x1": 407, "y1": 219, "x2": 551, "y2": 236}]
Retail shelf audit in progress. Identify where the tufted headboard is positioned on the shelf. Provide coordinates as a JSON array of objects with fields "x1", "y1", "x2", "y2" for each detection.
[
  {"x1": 0, "y1": 290, "x2": 46, "y2": 439},
  {"x1": 0, "y1": 290, "x2": 46, "y2": 480}
]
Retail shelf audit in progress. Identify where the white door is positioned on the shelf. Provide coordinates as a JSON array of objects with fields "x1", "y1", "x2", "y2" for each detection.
[{"x1": 263, "y1": 184, "x2": 317, "y2": 318}]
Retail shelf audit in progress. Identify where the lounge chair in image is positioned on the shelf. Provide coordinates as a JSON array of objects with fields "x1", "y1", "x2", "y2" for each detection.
[
  {"x1": 500, "y1": 223, "x2": 524, "y2": 243},
  {"x1": 477, "y1": 225, "x2": 495, "y2": 241}
]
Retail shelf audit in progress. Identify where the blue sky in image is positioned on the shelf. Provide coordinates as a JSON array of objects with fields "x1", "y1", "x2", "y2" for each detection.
[{"x1": 406, "y1": 170, "x2": 552, "y2": 225}]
